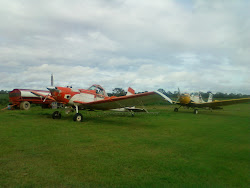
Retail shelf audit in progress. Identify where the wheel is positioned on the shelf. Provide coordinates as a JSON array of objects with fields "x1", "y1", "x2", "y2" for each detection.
[
  {"x1": 20, "y1": 101, "x2": 31, "y2": 110},
  {"x1": 52, "y1": 111, "x2": 61, "y2": 119},
  {"x1": 193, "y1": 109, "x2": 198, "y2": 114},
  {"x1": 73, "y1": 113, "x2": 83, "y2": 122},
  {"x1": 174, "y1": 108, "x2": 179, "y2": 112}
]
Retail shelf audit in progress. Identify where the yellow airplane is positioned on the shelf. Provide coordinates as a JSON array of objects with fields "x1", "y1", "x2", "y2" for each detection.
[{"x1": 173, "y1": 88, "x2": 250, "y2": 114}]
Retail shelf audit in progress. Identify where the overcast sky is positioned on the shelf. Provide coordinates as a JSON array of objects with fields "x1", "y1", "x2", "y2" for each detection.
[{"x1": 0, "y1": 0, "x2": 249, "y2": 94}]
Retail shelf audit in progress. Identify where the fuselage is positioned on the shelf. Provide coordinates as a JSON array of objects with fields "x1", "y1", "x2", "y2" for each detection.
[
  {"x1": 48, "y1": 85, "x2": 109, "y2": 105},
  {"x1": 178, "y1": 92, "x2": 211, "y2": 105}
]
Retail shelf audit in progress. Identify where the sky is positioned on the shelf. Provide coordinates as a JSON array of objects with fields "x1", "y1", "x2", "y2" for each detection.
[{"x1": 0, "y1": 0, "x2": 249, "y2": 94}]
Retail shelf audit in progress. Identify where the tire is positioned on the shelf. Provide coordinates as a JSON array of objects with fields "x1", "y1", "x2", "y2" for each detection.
[
  {"x1": 52, "y1": 111, "x2": 61, "y2": 119},
  {"x1": 73, "y1": 113, "x2": 83, "y2": 122},
  {"x1": 193, "y1": 109, "x2": 198, "y2": 114},
  {"x1": 174, "y1": 108, "x2": 178, "y2": 112},
  {"x1": 20, "y1": 101, "x2": 31, "y2": 110}
]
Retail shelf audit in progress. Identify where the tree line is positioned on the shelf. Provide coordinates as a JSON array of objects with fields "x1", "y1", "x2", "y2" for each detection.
[{"x1": 0, "y1": 90, "x2": 9, "y2": 94}]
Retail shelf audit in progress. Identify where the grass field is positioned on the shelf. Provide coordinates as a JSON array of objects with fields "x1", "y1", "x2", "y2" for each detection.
[
  {"x1": 0, "y1": 94, "x2": 9, "y2": 105},
  {"x1": 0, "y1": 103, "x2": 249, "y2": 187}
]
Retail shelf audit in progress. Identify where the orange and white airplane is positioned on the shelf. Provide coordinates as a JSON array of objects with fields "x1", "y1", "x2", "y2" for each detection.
[
  {"x1": 174, "y1": 88, "x2": 250, "y2": 114},
  {"x1": 44, "y1": 84, "x2": 172, "y2": 121}
]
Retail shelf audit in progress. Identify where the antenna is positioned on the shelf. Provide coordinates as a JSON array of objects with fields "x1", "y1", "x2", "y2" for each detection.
[{"x1": 51, "y1": 74, "x2": 54, "y2": 86}]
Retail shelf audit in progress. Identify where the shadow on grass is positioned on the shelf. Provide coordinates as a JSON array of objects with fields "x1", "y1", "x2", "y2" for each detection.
[{"x1": 170, "y1": 108, "x2": 245, "y2": 118}]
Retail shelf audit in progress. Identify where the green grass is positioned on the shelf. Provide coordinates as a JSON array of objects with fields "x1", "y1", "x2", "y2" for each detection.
[
  {"x1": 0, "y1": 94, "x2": 9, "y2": 105},
  {"x1": 0, "y1": 104, "x2": 249, "y2": 187}
]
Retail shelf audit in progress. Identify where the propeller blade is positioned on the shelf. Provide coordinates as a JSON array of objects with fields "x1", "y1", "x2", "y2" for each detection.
[
  {"x1": 47, "y1": 86, "x2": 61, "y2": 93},
  {"x1": 43, "y1": 95, "x2": 49, "y2": 102}
]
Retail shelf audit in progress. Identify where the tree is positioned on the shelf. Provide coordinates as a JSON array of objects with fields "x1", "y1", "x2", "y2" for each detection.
[
  {"x1": 157, "y1": 88, "x2": 167, "y2": 95},
  {"x1": 112, "y1": 88, "x2": 126, "y2": 97},
  {"x1": 0, "y1": 90, "x2": 9, "y2": 94}
]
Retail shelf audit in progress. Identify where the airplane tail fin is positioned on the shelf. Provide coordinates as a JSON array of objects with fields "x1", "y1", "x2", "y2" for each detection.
[
  {"x1": 126, "y1": 87, "x2": 135, "y2": 96},
  {"x1": 207, "y1": 93, "x2": 213, "y2": 102}
]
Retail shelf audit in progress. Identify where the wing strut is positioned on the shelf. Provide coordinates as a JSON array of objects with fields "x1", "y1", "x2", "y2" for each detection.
[
  {"x1": 114, "y1": 100, "x2": 125, "y2": 108},
  {"x1": 136, "y1": 98, "x2": 148, "y2": 113},
  {"x1": 74, "y1": 104, "x2": 79, "y2": 113}
]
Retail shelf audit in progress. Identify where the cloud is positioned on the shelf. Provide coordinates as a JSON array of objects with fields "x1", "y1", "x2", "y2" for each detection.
[{"x1": 0, "y1": 0, "x2": 249, "y2": 94}]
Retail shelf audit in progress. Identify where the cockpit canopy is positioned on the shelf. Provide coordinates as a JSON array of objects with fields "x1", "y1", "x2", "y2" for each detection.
[{"x1": 88, "y1": 84, "x2": 108, "y2": 97}]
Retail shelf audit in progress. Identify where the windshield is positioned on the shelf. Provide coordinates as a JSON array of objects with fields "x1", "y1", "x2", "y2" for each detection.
[
  {"x1": 88, "y1": 85, "x2": 105, "y2": 95},
  {"x1": 88, "y1": 85, "x2": 97, "y2": 90}
]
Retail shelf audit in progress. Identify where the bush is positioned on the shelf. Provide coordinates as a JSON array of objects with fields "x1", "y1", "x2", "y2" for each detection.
[{"x1": 0, "y1": 94, "x2": 9, "y2": 105}]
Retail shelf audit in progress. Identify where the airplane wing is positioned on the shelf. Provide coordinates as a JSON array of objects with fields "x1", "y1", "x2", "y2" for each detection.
[
  {"x1": 73, "y1": 91, "x2": 172, "y2": 110},
  {"x1": 190, "y1": 98, "x2": 250, "y2": 108}
]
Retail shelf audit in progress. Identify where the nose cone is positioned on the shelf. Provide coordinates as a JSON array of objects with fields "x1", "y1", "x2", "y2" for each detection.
[
  {"x1": 47, "y1": 86, "x2": 74, "y2": 104},
  {"x1": 47, "y1": 87, "x2": 60, "y2": 93},
  {"x1": 179, "y1": 95, "x2": 191, "y2": 104},
  {"x1": 47, "y1": 87, "x2": 61, "y2": 101}
]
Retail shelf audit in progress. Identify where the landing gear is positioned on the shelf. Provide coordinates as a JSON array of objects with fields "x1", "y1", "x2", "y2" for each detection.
[
  {"x1": 52, "y1": 105, "x2": 83, "y2": 122},
  {"x1": 174, "y1": 108, "x2": 179, "y2": 112},
  {"x1": 72, "y1": 105, "x2": 83, "y2": 122},
  {"x1": 73, "y1": 113, "x2": 83, "y2": 122},
  {"x1": 52, "y1": 111, "x2": 61, "y2": 119},
  {"x1": 65, "y1": 107, "x2": 74, "y2": 114},
  {"x1": 193, "y1": 109, "x2": 198, "y2": 114},
  {"x1": 129, "y1": 111, "x2": 135, "y2": 117}
]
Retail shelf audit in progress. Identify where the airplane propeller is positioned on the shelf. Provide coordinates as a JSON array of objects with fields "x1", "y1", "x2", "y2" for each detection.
[
  {"x1": 43, "y1": 87, "x2": 61, "y2": 102},
  {"x1": 47, "y1": 87, "x2": 61, "y2": 93},
  {"x1": 30, "y1": 90, "x2": 55, "y2": 102},
  {"x1": 42, "y1": 94, "x2": 55, "y2": 102},
  {"x1": 43, "y1": 94, "x2": 49, "y2": 102}
]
